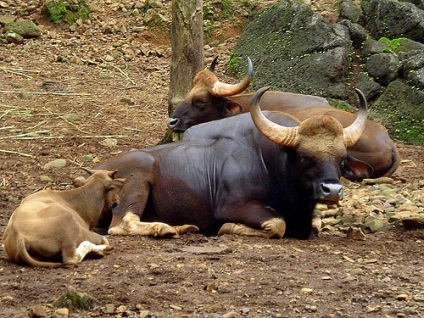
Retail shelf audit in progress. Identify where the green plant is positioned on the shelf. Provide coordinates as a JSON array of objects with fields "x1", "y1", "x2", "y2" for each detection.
[
  {"x1": 42, "y1": 0, "x2": 90, "y2": 24},
  {"x1": 378, "y1": 37, "x2": 406, "y2": 54}
]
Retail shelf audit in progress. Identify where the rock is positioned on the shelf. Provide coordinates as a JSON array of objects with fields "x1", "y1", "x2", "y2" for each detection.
[
  {"x1": 29, "y1": 305, "x2": 47, "y2": 318},
  {"x1": 372, "y1": 79, "x2": 424, "y2": 143},
  {"x1": 104, "y1": 303, "x2": 115, "y2": 313},
  {"x1": 55, "y1": 308, "x2": 69, "y2": 316},
  {"x1": 99, "y1": 138, "x2": 118, "y2": 148},
  {"x1": 364, "y1": 215, "x2": 386, "y2": 232},
  {"x1": 230, "y1": 1, "x2": 351, "y2": 98},
  {"x1": 43, "y1": 159, "x2": 67, "y2": 169},
  {"x1": 346, "y1": 227, "x2": 366, "y2": 240},
  {"x1": 5, "y1": 31, "x2": 24, "y2": 44},
  {"x1": 39, "y1": 175, "x2": 53, "y2": 183},
  {"x1": 4, "y1": 20, "x2": 42, "y2": 38},
  {"x1": 364, "y1": 53, "x2": 400, "y2": 85},
  {"x1": 0, "y1": 14, "x2": 17, "y2": 25},
  {"x1": 357, "y1": 72, "x2": 382, "y2": 100},
  {"x1": 339, "y1": 0, "x2": 363, "y2": 23},
  {"x1": 362, "y1": 177, "x2": 394, "y2": 185},
  {"x1": 402, "y1": 218, "x2": 424, "y2": 230},
  {"x1": 364, "y1": 0, "x2": 424, "y2": 43}
]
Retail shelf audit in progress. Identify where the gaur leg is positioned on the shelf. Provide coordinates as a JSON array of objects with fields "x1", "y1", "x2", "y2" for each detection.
[
  {"x1": 108, "y1": 212, "x2": 199, "y2": 238},
  {"x1": 216, "y1": 201, "x2": 286, "y2": 238}
]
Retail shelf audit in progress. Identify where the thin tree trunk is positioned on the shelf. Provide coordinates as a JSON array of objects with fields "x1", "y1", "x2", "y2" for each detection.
[
  {"x1": 159, "y1": 0, "x2": 203, "y2": 145},
  {"x1": 168, "y1": 0, "x2": 204, "y2": 114}
]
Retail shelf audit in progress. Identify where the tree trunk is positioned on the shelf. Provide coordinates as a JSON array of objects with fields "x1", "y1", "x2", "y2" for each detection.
[
  {"x1": 159, "y1": 0, "x2": 203, "y2": 145},
  {"x1": 168, "y1": 0, "x2": 204, "y2": 114}
]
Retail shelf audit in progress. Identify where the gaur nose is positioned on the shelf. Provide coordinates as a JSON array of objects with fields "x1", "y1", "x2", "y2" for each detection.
[
  {"x1": 167, "y1": 117, "x2": 179, "y2": 129},
  {"x1": 320, "y1": 182, "x2": 343, "y2": 201}
]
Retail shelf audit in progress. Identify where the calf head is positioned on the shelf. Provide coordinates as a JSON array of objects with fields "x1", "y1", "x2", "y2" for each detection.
[
  {"x1": 168, "y1": 56, "x2": 252, "y2": 132},
  {"x1": 250, "y1": 87, "x2": 370, "y2": 204},
  {"x1": 73, "y1": 169, "x2": 125, "y2": 209}
]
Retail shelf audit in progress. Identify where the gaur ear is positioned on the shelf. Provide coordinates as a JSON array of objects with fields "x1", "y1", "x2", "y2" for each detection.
[
  {"x1": 342, "y1": 156, "x2": 374, "y2": 180},
  {"x1": 73, "y1": 176, "x2": 88, "y2": 188},
  {"x1": 224, "y1": 101, "x2": 243, "y2": 116}
]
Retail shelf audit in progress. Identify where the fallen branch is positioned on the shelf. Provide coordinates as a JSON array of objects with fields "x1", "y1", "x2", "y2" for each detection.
[
  {"x1": 0, "y1": 90, "x2": 91, "y2": 96},
  {"x1": 44, "y1": 108, "x2": 92, "y2": 134},
  {"x1": 0, "y1": 149, "x2": 35, "y2": 158},
  {"x1": 0, "y1": 66, "x2": 40, "y2": 79},
  {"x1": 109, "y1": 64, "x2": 136, "y2": 85}
]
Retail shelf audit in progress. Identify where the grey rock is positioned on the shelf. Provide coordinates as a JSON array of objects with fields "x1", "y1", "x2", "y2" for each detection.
[
  {"x1": 339, "y1": 0, "x2": 363, "y2": 23},
  {"x1": 357, "y1": 73, "x2": 382, "y2": 100},
  {"x1": 230, "y1": 1, "x2": 351, "y2": 98},
  {"x1": 339, "y1": 19, "x2": 368, "y2": 49},
  {"x1": 364, "y1": 53, "x2": 400, "y2": 85},
  {"x1": 5, "y1": 31, "x2": 24, "y2": 44},
  {"x1": 362, "y1": 38, "x2": 385, "y2": 57},
  {"x1": 364, "y1": 0, "x2": 424, "y2": 43}
]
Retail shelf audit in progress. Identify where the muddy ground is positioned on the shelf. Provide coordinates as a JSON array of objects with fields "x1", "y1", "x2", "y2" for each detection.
[{"x1": 1, "y1": 1, "x2": 424, "y2": 317}]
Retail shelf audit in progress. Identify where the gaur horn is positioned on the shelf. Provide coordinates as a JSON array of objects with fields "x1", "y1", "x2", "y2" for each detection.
[
  {"x1": 250, "y1": 86, "x2": 299, "y2": 147},
  {"x1": 209, "y1": 56, "x2": 219, "y2": 72},
  {"x1": 210, "y1": 57, "x2": 253, "y2": 97},
  {"x1": 343, "y1": 88, "x2": 368, "y2": 147}
]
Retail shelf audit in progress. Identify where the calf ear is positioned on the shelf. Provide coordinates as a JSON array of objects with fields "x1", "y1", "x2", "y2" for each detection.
[
  {"x1": 225, "y1": 101, "x2": 243, "y2": 116},
  {"x1": 106, "y1": 179, "x2": 126, "y2": 192},
  {"x1": 73, "y1": 176, "x2": 87, "y2": 188},
  {"x1": 342, "y1": 156, "x2": 374, "y2": 180}
]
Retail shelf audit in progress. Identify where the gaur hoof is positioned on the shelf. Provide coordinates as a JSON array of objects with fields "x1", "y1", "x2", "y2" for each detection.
[
  {"x1": 217, "y1": 223, "x2": 235, "y2": 236},
  {"x1": 175, "y1": 224, "x2": 200, "y2": 235}
]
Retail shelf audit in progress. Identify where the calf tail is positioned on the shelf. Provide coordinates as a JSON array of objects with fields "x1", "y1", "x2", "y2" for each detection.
[{"x1": 16, "y1": 235, "x2": 63, "y2": 268}]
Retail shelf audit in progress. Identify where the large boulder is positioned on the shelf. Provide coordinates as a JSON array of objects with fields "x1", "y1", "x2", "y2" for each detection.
[
  {"x1": 229, "y1": 1, "x2": 352, "y2": 99},
  {"x1": 363, "y1": 0, "x2": 424, "y2": 43},
  {"x1": 371, "y1": 80, "x2": 424, "y2": 144}
]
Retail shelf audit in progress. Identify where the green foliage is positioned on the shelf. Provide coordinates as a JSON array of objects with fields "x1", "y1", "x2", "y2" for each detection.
[
  {"x1": 378, "y1": 37, "x2": 409, "y2": 54},
  {"x1": 327, "y1": 98, "x2": 352, "y2": 112},
  {"x1": 393, "y1": 116, "x2": 424, "y2": 144},
  {"x1": 42, "y1": 0, "x2": 90, "y2": 24},
  {"x1": 54, "y1": 287, "x2": 98, "y2": 311}
]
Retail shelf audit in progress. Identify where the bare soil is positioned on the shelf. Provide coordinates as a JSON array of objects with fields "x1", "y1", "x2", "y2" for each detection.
[{"x1": 1, "y1": 2, "x2": 424, "y2": 318}]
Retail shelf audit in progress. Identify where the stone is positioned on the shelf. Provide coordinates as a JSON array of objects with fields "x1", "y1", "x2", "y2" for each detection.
[
  {"x1": 364, "y1": 53, "x2": 400, "y2": 85},
  {"x1": 5, "y1": 31, "x2": 24, "y2": 44},
  {"x1": 364, "y1": 0, "x2": 424, "y2": 43},
  {"x1": 364, "y1": 215, "x2": 386, "y2": 232},
  {"x1": 43, "y1": 159, "x2": 67, "y2": 169},
  {"x1": 339, "y1": 0, "x2": 363, "y2": 23},
  {"x1": 346, "y1": 227, "x2": 366, "y2": 240},
  {"x1": 4, "y1": 20, "x2": 42, "y2": 38},
  {"x1": 29, "y1": 305, "x2": 47, "y2": 318},
  {"x1": 0, "y1": 14, "x2": 17, "y2": 25},
  {"x1": 55, "y1": 308, "x2": 69, "y2": 316}
]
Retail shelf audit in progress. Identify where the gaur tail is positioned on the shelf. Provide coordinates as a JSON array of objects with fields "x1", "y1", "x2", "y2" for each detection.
[{"x1": 16, "y1": 235, "x2": 63, "y2": 268}]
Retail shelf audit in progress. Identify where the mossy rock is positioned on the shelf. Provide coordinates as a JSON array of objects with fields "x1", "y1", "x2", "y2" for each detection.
[
  {"x1": 42, "y1": 0, "x2": 90, "y2": 24},
  {"x1": 4, "y1": 21, "x2": 42, "y2": 38},
  {"x1": 371, "y1": 79, "x2": 424, "y2": 144}
]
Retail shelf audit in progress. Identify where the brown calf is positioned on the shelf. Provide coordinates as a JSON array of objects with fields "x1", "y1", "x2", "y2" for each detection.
[{"x1": 2, "y1": 169, "x2": 125, "y2": 268}]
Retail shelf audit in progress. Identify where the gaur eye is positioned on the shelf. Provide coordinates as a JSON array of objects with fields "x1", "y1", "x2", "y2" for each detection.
[
  {"x1": 194, "y1": 100, "x2": 206, "y2": 110},
  {"x1": 299, "y1": 155, "x2": 312, "y2": 167}
]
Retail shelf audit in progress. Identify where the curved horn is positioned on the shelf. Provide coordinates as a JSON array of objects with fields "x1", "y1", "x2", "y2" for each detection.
[
  {"x1": 80, "y1": 167, "x2": 96, "y2": 175},
  {"x1": 343, "y1": 88, "x2": 368, "y2": 147},
  {"x1": 209, "y1": 56, "x2": 219, "y2": 72},
  {"x1": 210, "y1": 57, "x2": 253, "y2": 97},
  {"x1": 250, "y1": 86, "x2": 299, "y2": 147}
]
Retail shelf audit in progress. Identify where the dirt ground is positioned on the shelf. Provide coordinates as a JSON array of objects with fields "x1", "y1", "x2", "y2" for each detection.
[{"x1": 1, "y1": 2, "x2": 424, "y2": 318}]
